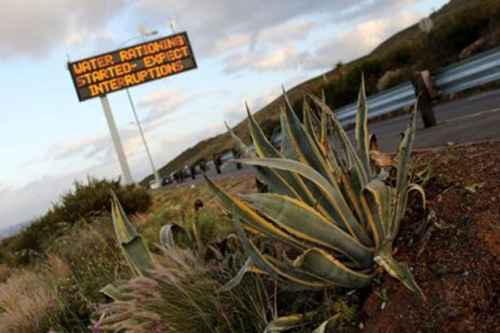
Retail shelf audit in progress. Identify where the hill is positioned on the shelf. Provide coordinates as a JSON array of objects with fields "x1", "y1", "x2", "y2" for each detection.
[
  {"x1": 0, "y1": 222, "x2": 29, "y2": 240},
  {"x1": 141, "y1": 0, "x2": 500, "y2": 186}
]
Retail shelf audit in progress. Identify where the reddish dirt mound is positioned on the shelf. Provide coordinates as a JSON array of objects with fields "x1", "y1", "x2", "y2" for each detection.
[{"x1": 360, "y1": 142, "x2": 500, "y2": 332}]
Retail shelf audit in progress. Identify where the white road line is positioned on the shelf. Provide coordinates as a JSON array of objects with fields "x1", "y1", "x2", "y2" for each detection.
[
  {"x1": 440, "y1": 107, "x2": 500, "y2": 125},
  {"x1": 465, "y1": 89, "x2": 500, "y2": 102}
]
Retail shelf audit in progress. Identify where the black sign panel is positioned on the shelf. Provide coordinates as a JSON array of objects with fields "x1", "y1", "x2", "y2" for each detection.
[{"x1": 68, "y1": 32, "x2": 197, "y2": 102}]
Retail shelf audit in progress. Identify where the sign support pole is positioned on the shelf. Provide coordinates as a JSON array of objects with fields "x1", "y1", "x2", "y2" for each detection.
[
  {"x1": 100, "y1": 95, "x2": 134, "y2": 185},
  {"x1": 125, "y1": 88, "x2": 161, "y2": 185}
]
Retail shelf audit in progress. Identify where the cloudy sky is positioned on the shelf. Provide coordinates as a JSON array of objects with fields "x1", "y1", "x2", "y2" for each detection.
[{"x1": 0, "y1": 0, "x2": 448, "y2": 228}]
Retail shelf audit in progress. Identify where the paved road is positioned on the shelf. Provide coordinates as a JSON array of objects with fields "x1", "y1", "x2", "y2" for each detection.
[
  {"x1": 160, "y1": 88, "x2": 500, "y2": 189},
  {"x1": 369, "y1": 89, "x2": 500, "y2": 152}
]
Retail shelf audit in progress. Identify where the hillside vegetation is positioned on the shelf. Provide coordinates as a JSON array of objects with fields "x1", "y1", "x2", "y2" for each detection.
[{"x1": 141, "y1": 0, "x2": 500, "y2": 185}]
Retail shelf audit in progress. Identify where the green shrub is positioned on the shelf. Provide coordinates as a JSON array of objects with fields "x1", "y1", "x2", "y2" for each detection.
[
  {"x1": 58, "y1": 177, "x2": 151, "y2": 223},
  {"x1": 423, "y1": 1, "x2": 499, "y2": 69},
  {"x1": 377, "y1": 68, "x2": 413, "y2": 91},
  {"x1": 0, "y1": 215, "x2": 128, "y2": 332},
  {"x1": 0, "y1": 177, "x2": 152, "y2": 266}
]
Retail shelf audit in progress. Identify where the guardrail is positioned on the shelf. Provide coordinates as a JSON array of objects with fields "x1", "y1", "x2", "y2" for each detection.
[
  {"x1": 335, "y1": 81, "x2": 416, "y2": 126},
  {"x1": 433, "y1": 45, "x2": 500, "y2": 94},
  {"x1": 327, "y1": 45, "x2": 500, "y2": 126},
  {"x1": 165, "y1": 45, "x2": 500, "y2": 183}
]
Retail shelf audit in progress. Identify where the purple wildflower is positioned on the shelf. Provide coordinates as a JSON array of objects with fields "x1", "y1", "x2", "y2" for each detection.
[
  {"x1": 153, "y1": 323, "x2": 164, "y2": 332},
  {"x1": 92, "y1": 321, "x2": 103, "y2": 333},
  {"x1": 47, "y1": 297, "x2": 55, "y2": 312}
]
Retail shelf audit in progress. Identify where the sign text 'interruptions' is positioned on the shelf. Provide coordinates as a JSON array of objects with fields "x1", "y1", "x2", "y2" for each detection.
[{"x1": 68, "y1": 32, "x2": 197, "y2": 101}]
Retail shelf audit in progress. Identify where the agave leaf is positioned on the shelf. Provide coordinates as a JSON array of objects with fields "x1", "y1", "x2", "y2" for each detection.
[
  {"x1": 293, "y1": 248, "x2": 374, "y2": 288},
  {"x1": 282, "y1": 94, "x2": 337, "y2": 185},
  {"x1": 205, "y1": 175, "x2": 309, "y2": 250},
  {"x1": 369, "y1": 133, "x2": 379, "y2": 151},
  {"x1": 356, "y1": 75, "x2": 371, "y2": 176},
  {"x1": 226, "y1": 120, "x2": 298, "y2": 198},
  {"x1": 369, "y1": 134, "x2": 396, "y2": 169},
  {"x1": 224, "y1": 121, "x2": 255, "y2": 159},
  {"x1": 320, "y1": 110, "x2": 328, "y2": 149},
  {"x1": 247, "y1": 106, "x2": 317, "y2": 203},
  {"x1": 279, "y1": 111, "x2": 297, "y2": 159},
  {"x1": 374, "y1": 242, "x2": 425, "y2": 299},
  {"x1": 360, "y1": 179, "x2": 391, "y2": 248},
  {"x1": 260, "y1": 168, "x2": 302, "y2": 198},
  {"x1": 247, "y1": 103, "x2": 281, "y2": 159},
  {"x1": 312, "y1": 313, "x2": 342, "y2": 333},
  {"x1": 391, "y1": 109, "x2": 417, "y2": 237},
  {"x1": 236, "y1": 158, "x2": 373, "y2": 247},
  {"x1": 308, "y1": 94, "x2": 370, "y2": 186},
  {"x1": 243, "y1": 193, "x2": 374, "y2": 268},
  {"x1": 302, "y1": 99, "x2": 317, "y2": 140},
  {"x1": 304, "y1": 101, "x2": 338, "y2": 172},
  {"x1": 264, "y1": 311, "x2": 318, "y2": 333},
  {"x1": 339, "y1": 168, "x2": 365, "y2": 227},
  {"x1": 370, "y1": 150, "x2": 397, "y2": 169},
  {"x1": 111, "y1": 192, "x2": 154, "y2": 276},
  {"x1": 220, "y1": 258, "x2": 265, "y2": 291},
  {"x1": 235, "y1": 146, "x2": 341, "y2": 226},
  {"x1": 100, "y1": 283, "x2": 128, "y2": 301},
  {"x1": 159, "y1": 223, "x2": 193, "y2": 249},
  {"x1": 232, "y1": 211, "x2": 327, "y2": 290},
  {"x1": 407, "y1": 183, "x2": 426, "y2": 209}
]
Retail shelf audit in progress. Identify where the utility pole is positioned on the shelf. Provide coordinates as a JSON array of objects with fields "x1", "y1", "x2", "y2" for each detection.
[
  {"x1": 119, "y1": 28, "x2": 162, "y2": 186},
  {"x1": 126, "y1": 88, "x2": 161, "y2": 184}
]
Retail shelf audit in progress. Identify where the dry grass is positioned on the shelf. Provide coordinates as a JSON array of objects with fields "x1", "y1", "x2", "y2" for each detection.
[
  {"x1": 0, "y1": 264, "x2": 10, "y2": 283},
  {"x1": 99, "y1": 249, "x2": 269, "y2": 332},
  {"x1": 0, "y1": 216, "x2": 126, "y2": 332},
  {"x1": 0, "y1": 255, "x2": 71, "y2": 333}
]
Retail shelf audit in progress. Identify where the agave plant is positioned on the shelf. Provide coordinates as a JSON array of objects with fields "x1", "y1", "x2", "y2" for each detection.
[
  {"x1": 206, "y1": 80, "x2": 426, "y2": 298},
  {"x1": 101, "y1": 193, "x2": 242, "y2": 300}
]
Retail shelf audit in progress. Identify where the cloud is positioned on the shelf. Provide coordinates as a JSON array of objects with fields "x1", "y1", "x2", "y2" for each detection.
[
  {"x1": 0, "y1": 119, "x2": 226, "y2": 228},
  {"x1": 0, "y1": 183, "x2": 10, "y2": 199},
  {"x1": 48, "y1": 134, "x2": 108, "y2": 160},
  {"x1": 160, "y1": 122, "x2": 226, "y2": 163},
  {"x1": 0, "y1": 153, "x2": 156, "y2": 228},
  {"x1": 0, "y1": 0, "x2": 126, "y2": 60},
  {"x1": 137, "y1": 87, "x2": 228, "y2": 131},
  {"x1": 214, "y1": 34, "x2": 250, "y2": 54},
  {"x1": 209, "y1": 1, "x2": 418, "y2": 74},
  {"x1": 214, "y1": 19, "x2": 316, "y2": 55},
  {"x1": 133, "y1": 0, "x2": 416, "y2": 56},
  {"x1": 46, "y1": 87, "x2": 188, "y2": 165},
  {"x1": 223, "y1": 88, "x2": 281, "y2": 125},
  {"x1": 46, "y1": 87, "x2": 226, "y2": 166},
  {"x1": 255, "y1": 20, "x2": 317, "y2": 47},
  {"x1": 136, "y1": 87, "x2": 186, "y2": 129},
  {"x1": 223, "y1": 43, "x2": 303, "y2": 74},
  {"x1": 302, "y1": 12, "x2": 423, "y2": 70}
]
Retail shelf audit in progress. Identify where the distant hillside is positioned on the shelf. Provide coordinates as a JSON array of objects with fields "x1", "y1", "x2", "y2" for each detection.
[
  {"x1": 0, "y1": 222, "x2": 30, "y2": 240},
  {"x1": 141, "y1": 0, "x2": 500, "y2": 186}
]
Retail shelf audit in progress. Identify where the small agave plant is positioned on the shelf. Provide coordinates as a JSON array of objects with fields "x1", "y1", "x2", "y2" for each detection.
[
  {"x1": 101, "y1": 193, "x2": 239, "y2": 300},
  {"x1": 206, "y1": 79, "x2": 426, "y2": 298},
  {"x1": 100, "y1": 193, "x2": 190, "y2": 299}
]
